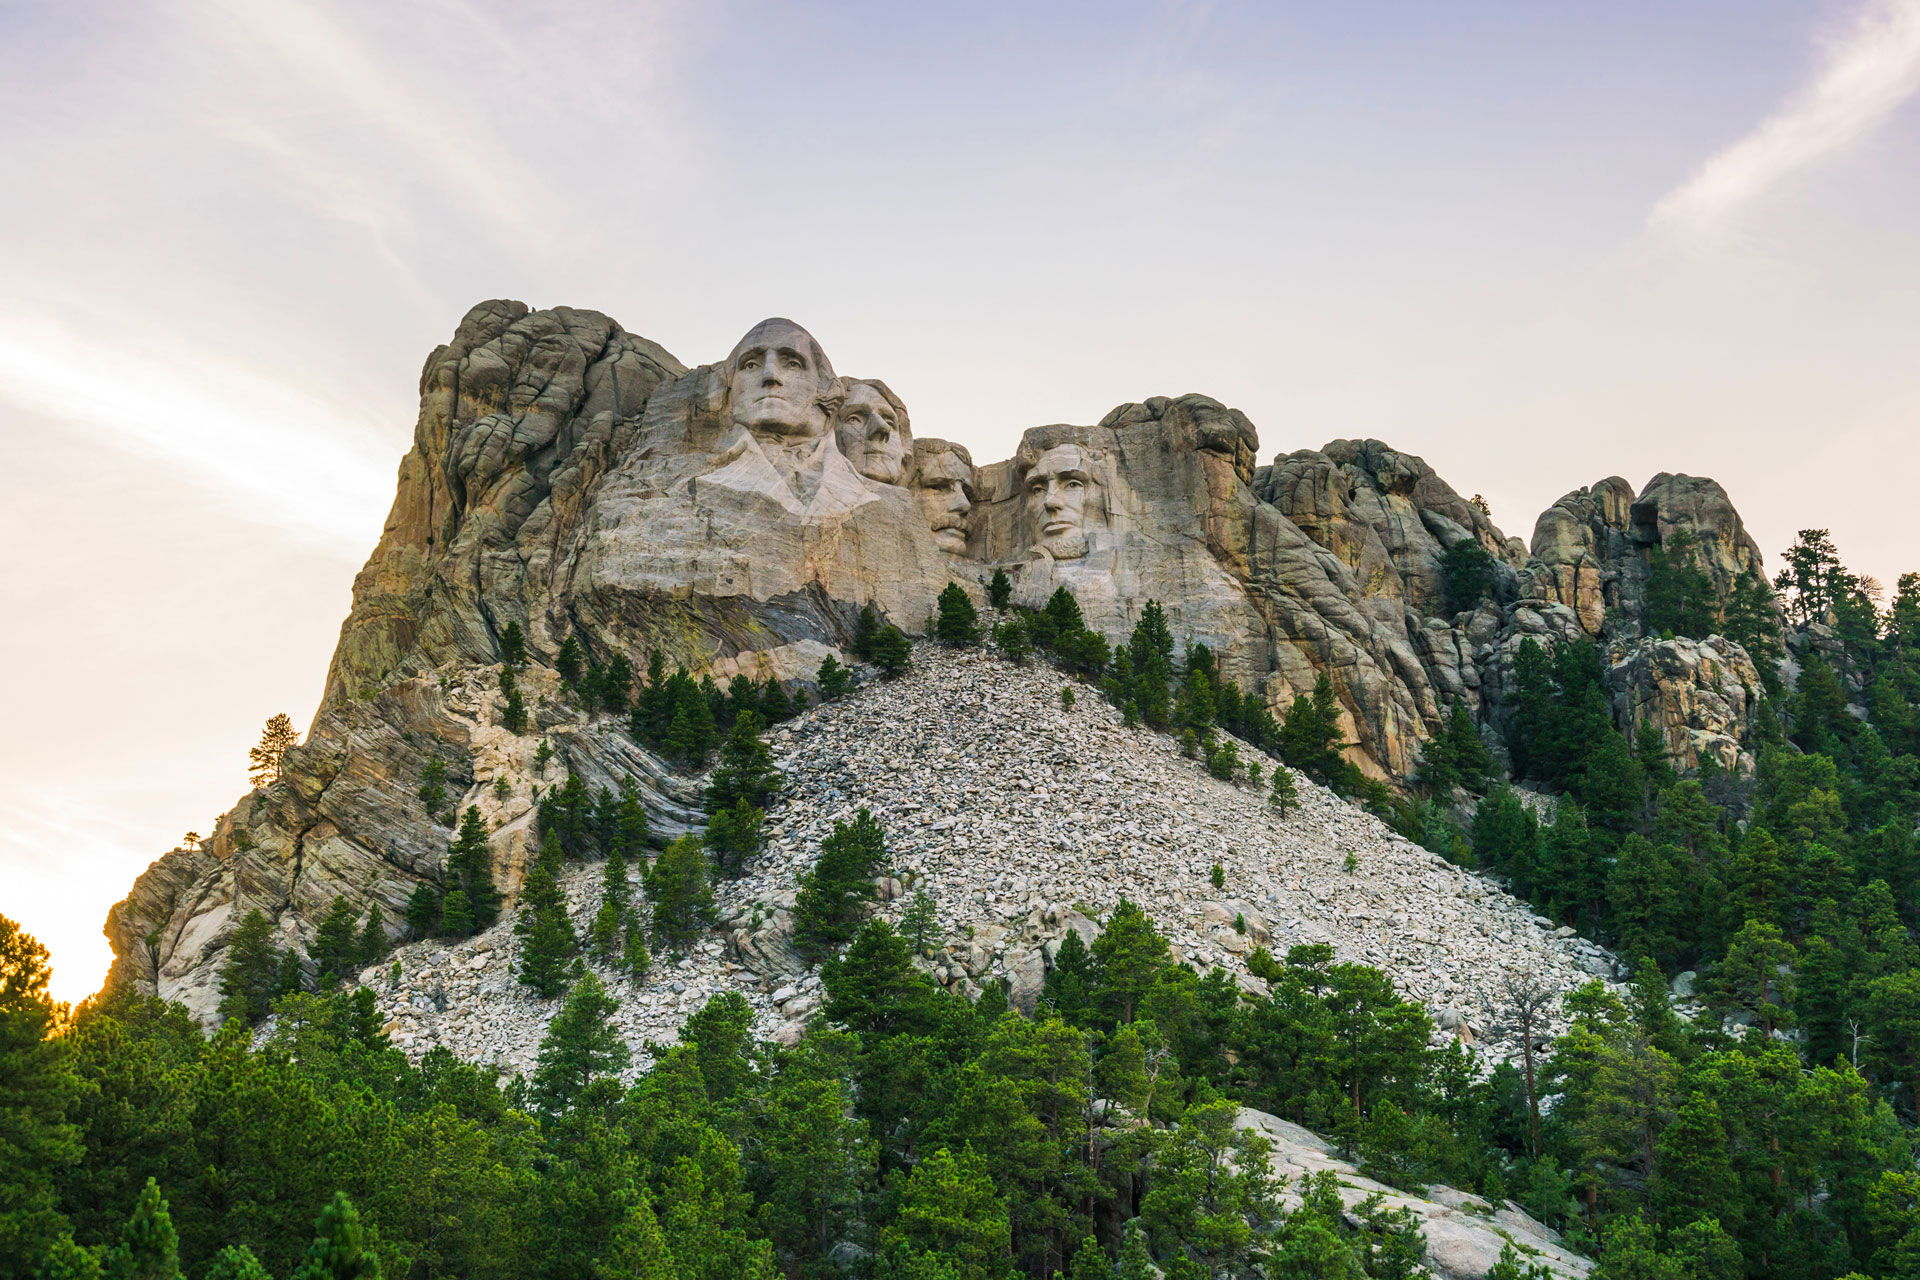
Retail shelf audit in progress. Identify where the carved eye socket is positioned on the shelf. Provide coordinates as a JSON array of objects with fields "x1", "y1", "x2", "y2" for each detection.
[
  {"x1": 1064, "y1": 479, "x2": 1083, "y2": 491},
  {"x1": 783, "y1": 355, "x2": 804, "y2": 370},
  {"x1": 740, "y1": 356, "x2": 760, "y2": 370}
]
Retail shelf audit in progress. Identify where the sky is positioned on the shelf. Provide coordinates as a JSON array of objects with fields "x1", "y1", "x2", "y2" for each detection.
[{"x1": 3, "y1": 0, "x2": 1918, "y2": 1001}]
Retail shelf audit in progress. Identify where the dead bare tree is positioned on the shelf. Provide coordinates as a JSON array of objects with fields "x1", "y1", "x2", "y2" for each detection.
[{"x1": 1492, "y1": 969, "x2": 1560, "y2": 1157}]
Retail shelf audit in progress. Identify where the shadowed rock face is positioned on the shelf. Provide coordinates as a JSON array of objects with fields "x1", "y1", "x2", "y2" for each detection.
[{"x1": 106, "y1": 302, "x2": 1784, "y2": 1017}]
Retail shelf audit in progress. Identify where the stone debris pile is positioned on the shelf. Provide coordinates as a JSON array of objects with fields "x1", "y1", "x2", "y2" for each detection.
[{"x1": 358, "y1": 644, "x2": 1618, "y2": 1076}]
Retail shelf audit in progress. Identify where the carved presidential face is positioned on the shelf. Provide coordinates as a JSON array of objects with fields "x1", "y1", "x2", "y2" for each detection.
[
  {"x1": 837, "y1": 382, "x2": 910, "y2": 486},
  {"x1": 1024, "y1": 444, "x2": 1099, "y2": 560},
  {"x1": 915, "y1": 446, "x2": 975, "y2": 554},
  {"x1": 725, "y1": 319, "x2": 835, "y2": 441}
]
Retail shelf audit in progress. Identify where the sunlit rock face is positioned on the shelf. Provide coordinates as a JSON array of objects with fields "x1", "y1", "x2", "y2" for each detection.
[{"x1": 107, "y1": 300, "x2": 1786, "y2": 1019}]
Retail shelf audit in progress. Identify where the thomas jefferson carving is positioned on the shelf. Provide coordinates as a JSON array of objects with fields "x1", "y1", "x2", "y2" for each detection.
[
  {"x1": 914, "y1": 439, "x2": 976, "y2": 555},
  {"x1": 837, "y1": 380, "x2": 912, "y2": 486}
]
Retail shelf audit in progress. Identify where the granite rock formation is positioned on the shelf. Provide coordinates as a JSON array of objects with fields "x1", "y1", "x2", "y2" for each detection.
[{"x1": 106, "y1": 301, "x2": 1780, "y2": 1023}]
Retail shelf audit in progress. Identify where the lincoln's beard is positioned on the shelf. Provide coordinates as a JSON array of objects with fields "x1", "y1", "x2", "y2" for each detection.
[{"x1": 1041, "y1": 529, "x2": 1089, "y2": 560}]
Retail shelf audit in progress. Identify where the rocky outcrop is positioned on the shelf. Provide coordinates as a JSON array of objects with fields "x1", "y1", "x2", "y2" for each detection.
[
  {"x1": 1238, "y1": 1109, "x2": 1592, "y2": 1279},
  {"x1": 105, "y1": 302, "x2": 1775, "y2": 1015}
]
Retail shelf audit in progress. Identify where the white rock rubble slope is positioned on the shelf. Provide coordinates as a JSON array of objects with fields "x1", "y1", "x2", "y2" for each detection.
[{"x1": 355, "y1": 644, "x2": 1616, "y2": 1079}]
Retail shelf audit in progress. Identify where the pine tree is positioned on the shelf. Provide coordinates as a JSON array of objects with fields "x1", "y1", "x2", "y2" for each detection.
[
  {"x1": 601, "y1": 654, "x2": 635, "y2": 714},
  {"x1": 1092, "y1": 898, "x2": 1173, "y2": 1023},
  {"x1": 500, "y1": 667, "x2": 529, "y2": 734},
  {"x1": 759, "y1": 676, "x2": 796, "y2": 723},
  {"x1": 1115, "y1": 1220, "x2": 1155, "y2": 1280},
  {"x1": 1068, "y1": 1234, "x2": 1114, "y2": 1280},
  {"x1": 290, "y1": 1191, "x2": 382, "y2": 1280},
  {"x1": 417, "y1": 759, "x2": 451, "y2": 822},
  {"x1": 1269, "y1": 765, "x2": 1301, "y2": 816},
  {"x1": 403, "y1": 884, "x2": 441, "y2": 940},
  {"x1": 987, "y1": 568, "x2": 1013, "y2": 610},
  {"x1": 217, "y1": 909, "x2": 284, "y2": 1025},
  {"x1": 704, "y1": 800, "x2": 764, "y2": 879},
  {"x1": 1040, "y1": 927, "x2": 1099, "y2": 1026},
  {"x1": 556, "y1": 635, "x2": 585, "y2": 687},
  {"x1": 1440, "y1": 539, "x2": 1498, "y2": 614},
  {"x1": 901, "y1": 890, "x2": 941, "y2": 957},
  {"x1": 116, "y1": 1178, "x2": 181, "y2": 1280},
  {"x1": 446, "y1": 807, "x2": 500, "y2": 930},
  {"x1": 645, "y1": 835, "x2": 714, "y2": 948},
  {"x1": 852, "y1": 603, "x2": 882, "y2": 661},
  {"x1": 878, "y1": 1147, "x2": 1012, "y2": 1280},
  {"x1": 355, "y1": 907, "x2": 385, "y2": 967},
  {"x1": 532, "y1": 972, "x2": 631, "y2": 1112},
  {"x1": 36, "y1": 1236, "x2": 103, "y2": 1280},
  {"x1": 992, "y1": 616, "x2": 1032, "y2": 664},
  {"x1": 439, "y1": 889, "x2": 474, "y2": 938},
  {"x1": 247, "y1": 713, "x2": 299, "y2": 787},
  {"x1": 664, "y1": 692, "x2": 718, "y2": 767},
  {"x1": 817, "y1": 654, "x2": 852, "y2": 701},
  {"x1": 516, "y1": 834, "x2": 580, "y2": 997},
  {"x1": 620, "y1": 910, "x2": 652, "y2": 978},
  {"x1": 0, "y1": 915, "x2": 77, "y2": 1276},
  {"x1": 499, "y1": 621, "x2": 529, "y2": 666},
  {"x1": 594, "y1": 1195, "x2": 676, "y2": 1279},
  {"x1": 794, "y1": 809, "x2": 891, "y2": 957},
  {"x1": 591, "y1": 843, "x2": 631, "y2": 959},
  {"x1": 312, "y1": 895, "x2": 363, "y2": 987},
  {"x1": 706, "y1": 711, "x2": 782, "y2": 810},
  {"x1": 201, "y1": 1246, "x2": 272, "y2": 1280},
  {"x1": 935, "y1": 582, "x2": 981, "y2": 646},
  {"x1": 272, "y1": 944, "x2": 307, "y2": 999},
  {"x1": 870, "y1": 624, "x2": 912, "y2": 677},
  {"x1": 1044, "y1": 587, "x2": 1085, "y2": 636}
]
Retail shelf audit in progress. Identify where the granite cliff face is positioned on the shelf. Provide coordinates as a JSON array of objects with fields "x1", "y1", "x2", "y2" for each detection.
[{"x1": 105, "y1": 302, "x2": 1782, "y2": 1018}]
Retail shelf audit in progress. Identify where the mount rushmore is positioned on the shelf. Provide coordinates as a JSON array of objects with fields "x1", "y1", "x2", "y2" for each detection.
[{"x1": 105, "y1": 301, "x2": 1774, "y2": 1013}]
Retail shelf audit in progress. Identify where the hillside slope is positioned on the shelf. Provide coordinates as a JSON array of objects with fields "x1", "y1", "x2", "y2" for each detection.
[{"x1": 353, "y1": 645, "x2": 1616, "y2": 1073}]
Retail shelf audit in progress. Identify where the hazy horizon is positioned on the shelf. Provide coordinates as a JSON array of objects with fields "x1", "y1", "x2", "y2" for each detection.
[{"x1": 4, "y1": 0, "x2": 1917, "y2": 1001}]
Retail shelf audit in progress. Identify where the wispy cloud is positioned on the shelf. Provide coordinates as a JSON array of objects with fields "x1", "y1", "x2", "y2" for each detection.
[
  {"x1": 182, "y1": 0, "x2": 554, "y2": 251},
  {"x1": 1651, "y1": 0, "x2": 1920, "y2": 237},
  {"x1": 0, "y1": 312, "x2": 393, "y2": 554}
]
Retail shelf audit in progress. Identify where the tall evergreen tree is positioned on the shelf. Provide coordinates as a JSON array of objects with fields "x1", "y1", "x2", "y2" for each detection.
[
  {"x1": 446, "y1": 807, "x2": 501, "y2": 931},
  {"x1": 0, "y1": 914, "x2": 77, "y2": 1275},
  {"x1": 516, "y1": 834, "x2": 580, "y2": 997},
  {"x1": 499, "y1": 621, "x2": 528, "y2": 666},
  {"x1": 817, "y1": 654, "x2": 852, "y2": 701},
  {"x1": 532, "y1": 973, "x2": 631, "y2": 1113},
  {"x1": 216, "y1": 909, "x2": 284, "y2": 1025},
  {"x1": 644, "y1": 835, "x2": 714, "y2": 948},
  {"x1": 115, "y1": 1178, "x2": 181, "y2": 1280},
  {"x1": 706, "y1": 711, "x2": 782, "y2": 811},
  {"x1": 556, "y1": 635, "x2": 585, "y2": 687},
  {"x1": 870, "y1": 624, "x2": 912, "y2": 678},
  {"x1": 289, "y1": 1192, "x2": 382, "y2": 1280},
  {"x1": 247, "y1": 714, "x2": 300, "y2": 788},
  {"x1": 793, "y1": 809, "x2": 891, "y2": 957},
  {"x1": 704, "y1": 800, "x2": 764, "y2": 879},
  {"x1": 851, "y1": 604, "x2": 882, "y2": 661},
  {"x1": 935, "y1": 582, "x2": 981, "y2": 646},
  {"x1": 987, "y1": 567, "x2": 1013, "y2": 610},
  {"x1": 312, "y1": 896, "x2": 362, "y2": 987}
]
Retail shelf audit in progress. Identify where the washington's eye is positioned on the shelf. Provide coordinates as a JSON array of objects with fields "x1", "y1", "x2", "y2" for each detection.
[
  {"x1": 783, "y1": 355, "x2": 804, "y2": 369},
  {"x1": 741, "y1": 356, "x2": 760, "y2": 370}
]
